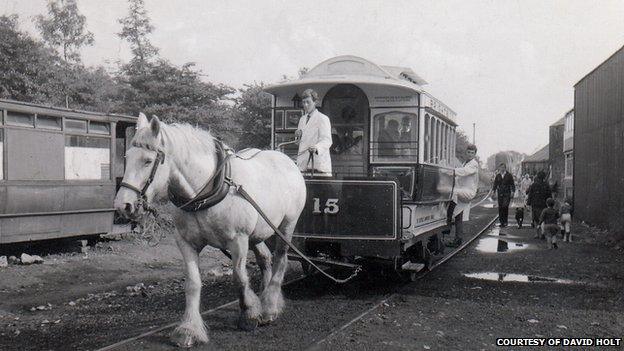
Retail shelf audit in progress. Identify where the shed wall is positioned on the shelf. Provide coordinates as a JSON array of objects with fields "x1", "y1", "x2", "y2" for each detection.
[{"x1": 574, "y1": 47, "x2": 624, "y2": 229}]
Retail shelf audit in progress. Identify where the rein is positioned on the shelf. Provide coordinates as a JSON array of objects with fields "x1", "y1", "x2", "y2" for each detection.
[{"x1": 121, "y1": 139, "x2": 360, "y2": 283}]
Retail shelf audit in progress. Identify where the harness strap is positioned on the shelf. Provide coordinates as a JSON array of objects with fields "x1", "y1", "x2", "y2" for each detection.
[{"x1": 228, "y1": 179, "x2": 361, "y2": 284}]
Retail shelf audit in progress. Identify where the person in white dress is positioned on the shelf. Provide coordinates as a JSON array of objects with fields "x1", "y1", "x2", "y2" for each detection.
[{"x1": 294, "y1": 89, "x2": 333, "y2": 175}]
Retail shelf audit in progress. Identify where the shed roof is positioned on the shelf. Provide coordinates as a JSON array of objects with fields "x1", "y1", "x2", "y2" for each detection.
[
  {"x1": 523, "y1": 144, "x2": 549, "y2": 162},
  {"x1": 575, "y1": 45, "x2": 624, "y2": 87}
]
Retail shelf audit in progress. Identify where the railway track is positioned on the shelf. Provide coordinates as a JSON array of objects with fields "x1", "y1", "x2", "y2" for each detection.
[
  {"x1": 95, "y1": 202, "x2": 497, "y2": 351},
  {"x1": 306, "y1": 212, "x2": 499, "y2": 350}
]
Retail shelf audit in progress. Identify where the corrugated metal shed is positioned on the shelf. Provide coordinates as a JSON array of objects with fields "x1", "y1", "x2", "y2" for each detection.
[{"x1": 574, "y1": 45, "x2": 624, "y2": 229}]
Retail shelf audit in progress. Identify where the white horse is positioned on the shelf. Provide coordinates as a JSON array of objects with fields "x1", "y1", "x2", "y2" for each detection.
[{"x1": 114, "y1": 113, "x2": 306, "y2": 347}]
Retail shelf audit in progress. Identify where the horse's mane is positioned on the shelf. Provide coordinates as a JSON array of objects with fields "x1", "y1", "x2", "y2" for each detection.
[{"x1": 133, "y1": 121, "x2": 216, "y2": 159}]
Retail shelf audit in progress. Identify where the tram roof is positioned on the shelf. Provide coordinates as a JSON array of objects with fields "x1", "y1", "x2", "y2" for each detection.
[
  {"x1": 265, "y1": 55, "x2": 427, "y2": 95},
  {"x1": 0, "y1": 99, "x2": 137, "y2": 123}
]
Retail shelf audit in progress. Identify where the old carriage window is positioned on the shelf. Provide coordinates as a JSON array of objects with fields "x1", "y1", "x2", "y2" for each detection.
[
  {"x1": 37, "y1": 115, "x2": 62, "y2": 130},
  {"x1": 6, "y1": 111, "x2": 34, "y2": 127},
  {"x1": 89, "y1": 121, "x2": 111, "y2": 135},
  {"x1": 65, "y1": 135, "x2": 111, "y2": 180},
  {"x1": 371, "y1": 111, "x2": 418, "y2": 162},
  {"x1": 65, "y1": 118, "x2": 87, "y2": 133},
  {"x1": 285, "y1": 110, "x2": 301, "y2": 129}
]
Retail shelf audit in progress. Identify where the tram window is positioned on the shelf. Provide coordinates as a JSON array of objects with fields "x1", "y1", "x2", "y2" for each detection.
[
  {"x1": 65, "y1": 135, "x2": 111, "y2": 180},
  {"x1": 37, "y1": 115, "x2": 62, "y2": 130},
  {"x1": 6, "y1": 111, "x2": 34, "y2": 127},
  {"x1": 285, "y1": 110, "x2": 302, "y2": 129},
  {"x1": 0, "y1": 130, "x2": 3, "y2": 180},
  {"x1": 273, "y1": 110, "x2": 284, "y2": 129},
  {"x1": 65, "y1": 119, "x2": 87, "y2": 133},
  {"x1": 424, "y1": 115, "x2": 430, "y2": 162},
  {"x1": 89, "y1": 121, "x2": 111, "y2": 135},
  {"x1": 371, "y1": 111, "x2": 418, "y2": 162}
]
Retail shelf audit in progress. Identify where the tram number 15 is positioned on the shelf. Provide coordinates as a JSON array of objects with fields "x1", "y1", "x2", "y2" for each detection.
[{"x1": 312, "y1": 198, "x2": 340, "y2": 214}]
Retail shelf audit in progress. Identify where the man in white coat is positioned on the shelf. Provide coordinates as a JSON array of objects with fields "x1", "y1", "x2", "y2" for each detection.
[
  {"x1": 295, "y1": 89, "x2": 333, "y2": 175},
  {"x1": 445, "y1": 144, "x2": 479, "y2": 246}
]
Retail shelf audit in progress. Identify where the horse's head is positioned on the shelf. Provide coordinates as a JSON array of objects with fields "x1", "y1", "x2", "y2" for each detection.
[{"x1": 114, "y1": 113, "x2": 170, "y2": 219}]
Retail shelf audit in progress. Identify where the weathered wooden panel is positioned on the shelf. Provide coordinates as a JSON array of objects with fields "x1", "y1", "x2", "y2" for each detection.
[
  {"x1": 574, "y1": 46, "x2": 624, "y2": 230},
  {"x1": 1, "y1": 215, "x2": 62, "y2": 236},
  {"x1": 64, "y1": 184, "x2": 115, "y2": 210},
  {"x1": 7, "y1": 129, "x2": 64, "y2": 180},
  {"x1": 62, "y1": 212, "x2": 113, "y2": 237},
  {"x1": 4, "y1": 185, "x2": 64, "y2": 213}
]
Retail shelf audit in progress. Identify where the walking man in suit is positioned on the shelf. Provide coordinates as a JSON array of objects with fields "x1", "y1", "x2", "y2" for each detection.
[{"x1": 492, "y1": 163, "x2": 515, "y2": 227}]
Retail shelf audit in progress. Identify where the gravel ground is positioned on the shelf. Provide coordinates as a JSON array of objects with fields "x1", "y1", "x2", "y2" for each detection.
[
  {"x1": 322, "y1": 212, "x2": 624, "y2": 351},
  {"x1": 2, "y1": 204, "x2": 620, "y2": 351}
]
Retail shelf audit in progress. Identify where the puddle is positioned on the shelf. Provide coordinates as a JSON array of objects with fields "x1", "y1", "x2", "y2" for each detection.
[
  {"x1": 485, "y1": 227, "x2": 521, "y2": 239},
  {"x1": 464, "y1": 272, "x2": 574, "y2": 284},
  {"x1": 476, "y1": 237, "x2": 528, "y2": 253}
]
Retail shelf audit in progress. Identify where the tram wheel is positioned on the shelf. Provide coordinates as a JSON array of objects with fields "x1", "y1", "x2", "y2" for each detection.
[{"x1": 424, "y1": 247, "x2": 434, "y2": 270}]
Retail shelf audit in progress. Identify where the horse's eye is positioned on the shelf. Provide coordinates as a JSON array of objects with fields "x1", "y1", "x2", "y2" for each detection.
[{"x1": 144, "y1": 159, "x2": 153, "y2": 165}]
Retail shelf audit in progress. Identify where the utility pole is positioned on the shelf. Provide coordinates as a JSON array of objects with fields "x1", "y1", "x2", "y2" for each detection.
[{"x1": 472, "y1": 123, "x2": 475, "y2": 144}]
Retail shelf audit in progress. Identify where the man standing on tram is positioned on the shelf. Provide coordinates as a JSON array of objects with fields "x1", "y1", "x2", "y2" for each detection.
[
  {"x1": 295, "y1": 88, "x2": 333, "y2": 175},
  {"x1": 445, "y1": 144, "x2": 480, "y2": 247}
]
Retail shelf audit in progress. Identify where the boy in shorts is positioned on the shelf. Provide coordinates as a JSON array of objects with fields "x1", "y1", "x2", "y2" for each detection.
[
  {"x1": 540, "y1": 198, "x2": 560, "y2": 249},
  {"x1": 560, "y1": 199, "x2": 573, "y2": 242}
]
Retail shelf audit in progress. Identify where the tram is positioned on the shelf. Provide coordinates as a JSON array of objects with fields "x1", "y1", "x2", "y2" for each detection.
[
  {"x1": 265, "y1": 55, "x2": 461, "y2": 273},
  {"x1": 0, "y1": 100, "x2": 136, "y2": 243}
]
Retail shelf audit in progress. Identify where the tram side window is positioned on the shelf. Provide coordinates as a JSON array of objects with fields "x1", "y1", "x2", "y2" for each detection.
[
  {"x1": 0, "y1": 130, "x2": 3, "y2": 180},
  {"x1": 371, "y1": 111, "x2": 418, "y2": 162},
  {"x1": 65, "y1": 135, "x2": 111, "y2": 180}
]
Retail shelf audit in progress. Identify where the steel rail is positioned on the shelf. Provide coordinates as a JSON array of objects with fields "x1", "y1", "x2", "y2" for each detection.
[
  {"x1": 97, "y1": 194, "x2": 496, "y2": 351},
  {"x1": 306, "y1": 206, "x2": 498, "y2": 350},
  {"x1": 95, "y1": 273, "x2": 313, "y2": 351}
]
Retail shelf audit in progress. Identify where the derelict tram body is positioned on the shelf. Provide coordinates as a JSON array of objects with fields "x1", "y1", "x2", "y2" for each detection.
[{"x1": 265, "y1": 56, "x2": 460, "y2": 270}]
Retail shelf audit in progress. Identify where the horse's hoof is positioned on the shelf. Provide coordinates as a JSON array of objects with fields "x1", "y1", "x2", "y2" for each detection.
[
  {"x1": 238, "y1": 315, "x2": 259, "y2": 331},
  {"x1": 171, "y1": 333, "x2": 197, "y2": 348},
  {"x1": 259, "y1": 313, "x2": 277, "y2": 326},
  {"x1": 171, "y1": 325, "x2": 209, "y2": 348}
]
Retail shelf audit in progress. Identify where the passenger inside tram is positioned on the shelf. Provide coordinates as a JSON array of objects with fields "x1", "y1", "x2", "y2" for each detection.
[
  {"x1": 378, "y1": 119, "x2": 400, "y2": 156},
  {"x1": 330, "y1": 105, "x2": 363, "y2": 155}
]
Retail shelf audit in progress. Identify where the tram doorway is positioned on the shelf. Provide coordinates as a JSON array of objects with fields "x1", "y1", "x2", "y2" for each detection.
[{"x1": 321, "y1": 84, "x2": 369, "y2": 176}]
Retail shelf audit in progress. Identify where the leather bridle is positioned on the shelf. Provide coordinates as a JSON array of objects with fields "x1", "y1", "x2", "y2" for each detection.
[{"x1": 119, "y1": 148, "x2": 166, "y2": 206}]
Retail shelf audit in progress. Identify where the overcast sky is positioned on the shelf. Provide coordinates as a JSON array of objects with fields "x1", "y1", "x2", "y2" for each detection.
[{"x1": 3, "y1": 0, "x2": 624, "y2": 159}]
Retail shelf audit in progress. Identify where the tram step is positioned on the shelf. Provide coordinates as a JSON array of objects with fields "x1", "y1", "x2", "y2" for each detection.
[{"x1": 401, "y1": 261, "x2": 426, "y2": 272}]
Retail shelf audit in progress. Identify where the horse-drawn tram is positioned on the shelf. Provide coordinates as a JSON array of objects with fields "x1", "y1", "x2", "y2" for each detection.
[
  {"x1": 265, "y1": 55, "x2": 460, "y2": 275},
  {"x1": 0, "y1": 100, "x2": 136, "y2": 243}
]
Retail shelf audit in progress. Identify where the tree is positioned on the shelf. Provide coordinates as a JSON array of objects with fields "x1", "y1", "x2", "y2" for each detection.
[
  {"x1": 118, "y1": 0, "x2": 158, "y2": 68},
  {"x1": 35, "y1": 0, "x2": 94, "y2": 63},
  {"x1": 0, "y1": 15, "x2": 64, "y2": 104},
  {"x1": 233, "y1": 82, "x2": 272, "y2": 149}
]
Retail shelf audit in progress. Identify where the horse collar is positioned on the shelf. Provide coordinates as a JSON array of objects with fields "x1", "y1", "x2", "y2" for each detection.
[{"x1": 169, "y1": 140, "x2": 232, "y2": 212}]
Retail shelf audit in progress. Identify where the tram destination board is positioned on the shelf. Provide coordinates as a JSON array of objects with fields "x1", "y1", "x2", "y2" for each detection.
[{"x1": 294, "y1": 178, "x2": 400, "y2": 240}]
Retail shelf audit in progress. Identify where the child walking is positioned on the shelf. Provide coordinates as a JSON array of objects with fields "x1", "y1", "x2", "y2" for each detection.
[
  {"x1": 540, "y1": 198, "x2": 560, "y2": 249},
  {"x1": 560, "y1": 199, "x2": 573, "y2": 242}
]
